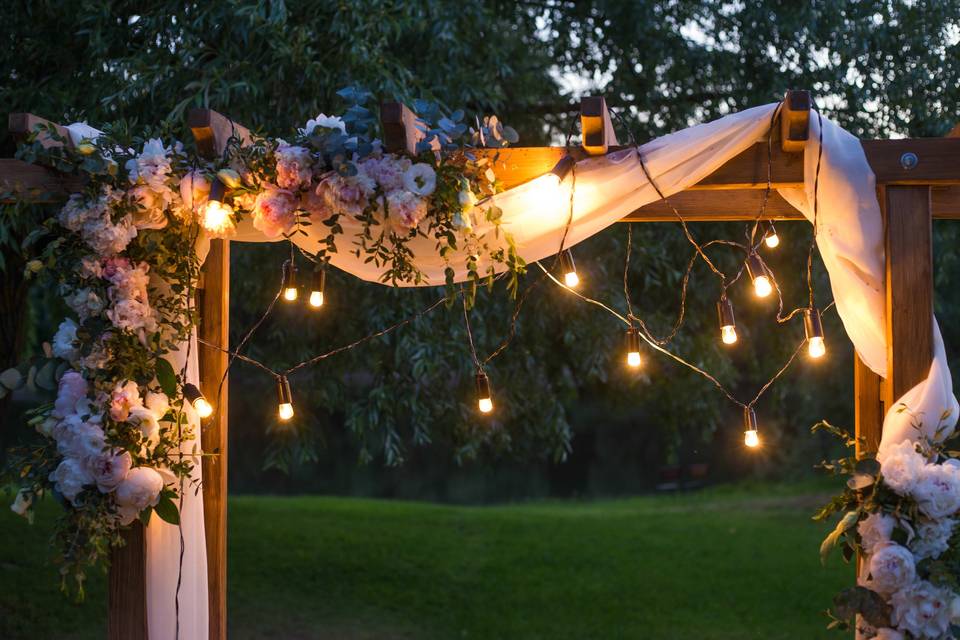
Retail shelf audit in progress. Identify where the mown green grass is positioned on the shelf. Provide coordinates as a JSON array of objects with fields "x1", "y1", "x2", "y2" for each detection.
[{"x1": 0, "y1": 483, "x2": 850, "y2": 639}]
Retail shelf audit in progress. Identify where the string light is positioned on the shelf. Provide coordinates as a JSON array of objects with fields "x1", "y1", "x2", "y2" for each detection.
[
  {"x1": 804, "y1": 307, "x2": 826, "y2": 358},
  {"x1": 282, "y1": 260, "x2": 299, "y2": 302},
  {"x1": 717, "y1": 296, "x2": 738, "y2": 345},
  {"x1": 276, "y1": 375, "x2": 294, "y2": 420},
  {"x1": 201, "y1": 178, "x2": 235, "y2": 235},
  {"x1": 743, "y1": 407, "x2": 760, "y2": 448},
  {"x1": 308, "y1": 268, "x2": 326, "y2": 308},
  {"x1": 625, "y1": 327, "x2": 642, "y2": 368},
  {"x1": 559, "y1": 250, "x2": 580, "y2": 288},
  {"x1": 525, "y1": 155, "x2": 575, "y2": 214},
  {"x1": 182, "y1": 383, "x2": 214, "y2": 419},
  {"x1": 475, "y1": 371, "x2": 493, "y2": 413},
  {"x1": 549, "y1": 155, "x2": 576, "y2": 185},
  {"x1": 745, "y1": 252, "x2": 773, "y2": 298},
  {"x1": 763, "y1": 221, "x2": 780, "y2": 249}
]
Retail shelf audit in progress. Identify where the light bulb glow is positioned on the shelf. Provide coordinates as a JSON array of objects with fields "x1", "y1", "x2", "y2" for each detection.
[
  {"x1": 753, "y1": 275, "x2": 772, "y2": 298},
  {"x1": 564, "y1": 271, "x2": 580, "y2": 288},
  {"x1": 201, "y1": 200, "x2": 236, "y2": 236},
  {"x1": 765, "y1": 232, "x2": 780, "y2": 249},
  {"x1": 626, "y1": 351, "x2": 642, "y2": 368},
  {"x1": 278, "y1": 402, "x2": 294, "y2": 420},
  {"x1": 309, "y1": 291, "x2": 324, "y2": 307},
  {"x1": 283, "y1": 287, "x2": 298, "y2": 301},
  {"x1": 744, "y1": 429, "x2": 760, "y2": 448},
  {"x1": 194, "y1": 397, "x2": 214, "y2": 419},
  {"x1": 478, "y1": 397, "x2": 493, "y2": 413},
  {"x1": 721, "y1": 325, "x2": 738, "y2": 345},
  {"x1": 808, "y1": 336, "x2": 826, "y2": 358}
]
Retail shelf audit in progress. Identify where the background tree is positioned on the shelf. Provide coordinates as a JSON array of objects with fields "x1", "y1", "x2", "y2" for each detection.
[{"x1": 3, "y1": 0, "x2": 959, "y2": 499}]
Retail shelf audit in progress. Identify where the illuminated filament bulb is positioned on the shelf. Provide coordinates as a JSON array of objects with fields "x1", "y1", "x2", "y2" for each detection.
[
  {"x1": 746, "y1": 253, "x2": 772, "y2": 298},
  {"x1": 625, "y1": 327, "x2": 642, "y2": 368},
  {"x1": 277, "y1": 376, "x2": 294, "y2": 421},
  {"x1": 717, "y1": 297, "x2": 738, "y2": 345},
  {"x1": 475, "y1": 371, "x2": 493, "y2": 414},
  {"x1": 282, "y1": 261, "x2": 299, "y2": 302},
  {"x1": 309, "y1": 269, "x2": 326, "y2": 309},
  {"x1": 763, "y1": 222, "x2": 780, "y2": 249},
  {"x1": 560, "y1": 250, "x2": 579, "y2": 288},
  {"x1": 743, "y1": 407, "x2": 760, "y2": 448},
  {"x1": 201, "y1": 178, "x2": 235, "y2": 236},
  {"x1": 183, "y1": 383, "x2": 214, "y2": 419},
  {"x1": 804, "y1": 307, "x2": 826, "y2": 359}
]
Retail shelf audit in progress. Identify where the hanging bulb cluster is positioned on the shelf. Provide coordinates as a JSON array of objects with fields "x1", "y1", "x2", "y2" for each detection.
[
  {"x1": 745, "y1": 253, "x2": 773, "y2": 298},
  {"x1": 183, "y1": 383, "x2": 214, "y2": 419},
  {"x1": 804, "y1": 307, "x2": 826, "y2": 359},
  {"x1": 559, "y1": 250, "x2": 580, "y2": 288},
  {"x1": 276, "y1": 375, "x2": 294, "y2": 420},
  {"x1": 309, "y1": 269, "x2": 326, "y2": 308},
  {"x1": 743, "y1": 407, "x2": 760, "y2": 448},
  {"x1": 762, "y1": 221, "x2": 780, "y2": 249},
  {"x1": 717, "y1": 296, "x2": 737, "y2": 345},
  {"x1": 282, "y1": 260, "x2": 299, "y2": 302},
  {"x1": 475, "y1": 371, "x2": 493, "y2": 414},
  {"x1": 625, "y1": 327, "x2": 642, "y2": 368}
]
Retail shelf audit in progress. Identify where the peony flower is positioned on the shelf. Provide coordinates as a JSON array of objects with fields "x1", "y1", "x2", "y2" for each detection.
[
  {"x1": 275, "y1": 144, "x2": 314, "y2": 190},
  {"x1": 58, "y1": 194, "x2": 98, "y2": 232},
  {"x1": 890, "y1": 580, "x2": 953, "y2": 639},
  {"x1": 385, "y1": 190, "x2": 428, "y2": 232},
  {"x1": 79, "y1": 256, "x2": 103, "y2": 279},
  {"x1": 110, "y1": 380, "x2": 143, "y2": 422},
  {"x1": 54, "y1": 371, "x2": 88, "y2": 417},
  {"x1": 128, "y1": 405, "x2": 160, "y2": 446},
  {"x1": 81, "y1": 214, "x2": 137, "y2": 256},
  {"x1": 317, "y1": 173, "x2": 376, "y2": 217},
  {"x1": 126, "y1": 138, "x2": 172, "y2": 191},
  {"x1": 403, "y1": 163, "x2": 437, "y2": 196},
  {"x1": 115, "y1": 466, "x2": 164, "y2": 524},
  {"x1": 252, "y1": 185, "x2": 299, "y2": 238},
  {"x1": 52, "y1": 318, "x2": 81, "y2": 362},
  {"x1": 145, "y1": 390, "x2": 170, "y2": 420},
  {"x1": 867, "y1": 543, "x2": 916, "y2": 595},
  {"x1": 86, "y1": 449, "x2": 132, "y2": 493},
  {"x1": 910, "y1": 518, "x2": 955, "y2": 560},
  {"x1": 858, "y1": 512, "x2": 896, "y2": 555},
  {"x1": 10, "y1": 488, "x2": 33, "y2": 521},
  {"x1": 913, "y1": 463, "x2": 960, "y2": 519},
  {"x1": 299, "y1": 188, "x2": 333, "y2": 221},
  {"x1": 300, "y1": 113, "x2": 346, "y2": 136},
  {"x1": 81, "y1": 335, "x2": 112, "y2": 371},
  {"x1": 880, "y1": 439, "x2": 927, "y2": 495},
  {"x1": 54, "y1": 412, "x2": 105, "y2": 459},
  {"x1": 130, "y1": 184, "x2": 172, "y2": 230},
  {"x1": 359, "y1": 155, "x2": 410, "y2": 192},
  {"x1": 49, "y1": 457, "x2": 94, "y2": 505},
  {"x1": 64, "y1": 287, "x2": 105, "y2": 322},
  {"x1": 180, "y1": 170, "x2": 211, "y2": 210}
]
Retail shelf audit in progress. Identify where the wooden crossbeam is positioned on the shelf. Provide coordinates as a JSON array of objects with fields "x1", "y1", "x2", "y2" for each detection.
[
  {"x1": 580, "y1": 96, "x2": 618, "y2": 155},
  {"x1": 8, "y1": 113, "x2": 74, "y2": 149}
]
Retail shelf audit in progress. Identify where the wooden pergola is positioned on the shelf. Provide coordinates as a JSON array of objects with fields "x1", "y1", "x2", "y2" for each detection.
[{"x1": 3, "y1": 90, "x2": 959, "y2": 638}]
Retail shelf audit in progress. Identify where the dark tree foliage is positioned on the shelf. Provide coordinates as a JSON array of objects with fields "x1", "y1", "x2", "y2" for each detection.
[{"x1": 2, "y1": 1, "x2": 959, "y2": 498}]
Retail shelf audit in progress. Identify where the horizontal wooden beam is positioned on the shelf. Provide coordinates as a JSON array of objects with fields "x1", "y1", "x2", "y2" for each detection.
[
  {"x1": 0, "y1": 158, "x2": 84, "y2": 202},
  {"x1": 624, "y1": 189, "x2": 803, "y2": 222},
  {"x1": 862, "y1": 138, "x2": 960, "y2": 185},
  {"x1": 8, "y1": 113, "x2": 73, "y2": 149},
  {"x1": 188, "y1": 108, "x2": 252, "y2": 158}
]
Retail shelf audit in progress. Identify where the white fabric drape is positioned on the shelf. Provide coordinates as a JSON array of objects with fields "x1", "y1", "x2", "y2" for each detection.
[{"x1": 68, "y1": 99, "x2": 957, "y2": 638}]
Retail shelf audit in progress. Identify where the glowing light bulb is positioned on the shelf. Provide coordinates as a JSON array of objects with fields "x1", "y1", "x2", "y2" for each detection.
[
  {"x1": 559, "y1": 250, "x2": 579, "y2": 289},
  {"x1": 808, "y1": 336, "x2": 826, "y2": 358},
  {"x1": 309, "y1": 291, "x2": 324, "y2": 307},
  {"x1": 804, "y1": 308, "x2": 826, "y2": 359},
  {"x1": 625, "y1": 327, "x2": 642, "y2": 368},
  {"x1": 746, "y1": 253, "x2": 773, "y2": 298},
  {"x1": 564, "y1": 271, "x2": 580, "y2": 288},
  {"x1": 281, "y1": 261, "x2": 298, "y2": 302},
  {"x1": 276, "y1": 376, "x2": 294, "y2": 421},
  {"x1": 721, "y1": 325, "x2": 738, "y2": 345},
  {"x1": 308, "y1": 269, "x2": 326, "y2": 308},
  {"x1": 753, "y1": 275, "x2": 772, "y2": 298},
  {"x1": 183, "y1": 383, "x2": 214, "y2": 419},
  {"x1": 284, "y1": 287, "x2": 298, "y2": 301},
  {"x1": 475, "y1": 371, "x2": 493, "y2": 414},
  {"x1": 765, "y1": 232, "x2": 780, "y2": 249},
  {"x1": 201, "y1": 200, "x2": 235, "y2": 236},
  {"x1": 743, "y1": 407, "x2": 760, "y2": 448},
  {"x1": 744, "y1": 429, "x2": 760, "y2": 448}
]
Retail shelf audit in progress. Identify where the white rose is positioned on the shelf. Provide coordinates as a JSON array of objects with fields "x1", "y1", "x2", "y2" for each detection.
[
  {"x1": 129, "y1": 405, "x2": 160, "y2": 446},
  {"x1": 52, "y1": 318, "x2": 81, "y2": 362},
  {"x1": 913, "y1": 463, "x2": 960, "y2": 519},
  {"x1": 880, "y1": 439, "x2": 927, "y2": 495},
  {"x1": 115, "y1": 467, "x2": 164, "y2": 524},
  {"x1": 867, "y1": 543, "x2": 916, "y2": 595},
  {"x1": 910, "y1": 518, "x2": 955, "y2": 560},
  {"x1": 10, "y1": 488, "x2": 33, "y2": 519},
  {"x1": 858, "y1": 512, "x2": 896, "y2": 555},
  {"x1": 300, "y1": 113, "x2": 346, "y2": 135},
  {"x1": 49, "y1": 457, "x2": 93, "y2": 505},
  {"x1": 86, "y1": 449, "x2": 132, "y2": 493},
  {"x1": 403, "y1": 163, "x2": 437, "y2": 196},
  {"x1": 890, "y1": 580, "x2": 953, "y2": 639}
]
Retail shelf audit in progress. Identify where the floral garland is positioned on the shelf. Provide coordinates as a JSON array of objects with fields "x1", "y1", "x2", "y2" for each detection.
[
  {"x1": 4, "y1": 87, "x2": 522, "y2": 597},
  {"x1": 815, "y1": 414, "x2": 960, "y2": 639}
]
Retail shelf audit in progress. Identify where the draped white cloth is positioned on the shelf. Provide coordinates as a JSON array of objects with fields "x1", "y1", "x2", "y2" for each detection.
[{"x1": 68, "y1": 100, "x2": 957, "y2": 638}]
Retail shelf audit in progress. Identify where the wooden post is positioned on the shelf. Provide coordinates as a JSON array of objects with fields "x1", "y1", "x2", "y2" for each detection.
[
  {"x1": 882, "y1": 185, "x2": 934, "y2": 408},
  {"x1": 854, "y1": 354, "x2": 884, "y2": 457},
  {"x1": 580, "y1": 96, "x2": 618, "y2": 155},
  {"x1": 107, "y1": 524, "x2": 149, "y2": 639},
  {"x1": 779, "y1": 90, "x2": 811, "y2": 153},
  {"x1": 190, "y1": 108, "x2": 235, "y2": 640}
]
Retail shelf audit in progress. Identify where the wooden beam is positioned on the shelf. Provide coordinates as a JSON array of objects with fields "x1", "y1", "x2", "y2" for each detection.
[
  {"x1": 197, "y1": 240, "x2": 229, "y2": 640},
  {"x1": 108, "y1": 524, "x2": 149, "y2": 640},
  {"x1": 624, "y1": 189, "x2": 804, "y2": 222},
  {"x1": 882, "y1": 185, "x2": 934, "y2": 408},
  {"x1": 863, "y1": 138, "x2": 960, "y2": 185},
  {"x1": 188, "y1": 108, "x2": 251, "y2": 158},
  {"x1": 380, "y1": 102, "x2": 424, "y2": 156},
  {"x1": 0, "y1": 158, "x2": 85, "y2": 202},
  {"x1": 854, "y1": 353, "x2": 884, "y2": 456},
  {"x1": 580, "y1": 96, "x2": 618, "y2": 156},
  {"x1": 779, "y1": 90, "x2": 810, "y2": 153},
  {"x1": 8, "y1": 113, "x2": 73, "y2": 149}
]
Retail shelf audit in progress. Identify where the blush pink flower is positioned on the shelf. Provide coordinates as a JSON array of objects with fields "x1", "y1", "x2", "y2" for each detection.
[
  {"x1": 385, "y1": 190, "x2": 428, "y2": 232},
  {"x1": 275, "y1": 144, "x2": 314, "y2": 190},
  {"x1": 110, "y1": 380, "x2": 143, "y2": 422},
  {"x1": 252, "y1": 185, "x2": 299, "y2": 238}
]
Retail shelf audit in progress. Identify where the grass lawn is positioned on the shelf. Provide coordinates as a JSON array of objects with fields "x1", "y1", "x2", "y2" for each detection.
[{"x1": 0, "y1": 482, "x2": 850, "y2": 639}]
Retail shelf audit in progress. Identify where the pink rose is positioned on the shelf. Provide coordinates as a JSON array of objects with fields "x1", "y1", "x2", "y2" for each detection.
[{"x1": 252, "y1": 185, "x2": 298, "y2": 238}]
